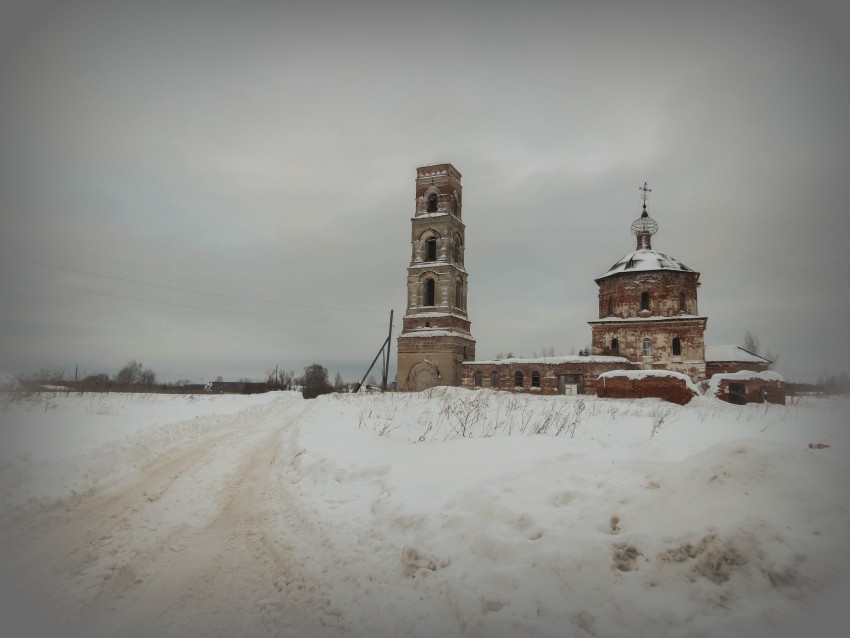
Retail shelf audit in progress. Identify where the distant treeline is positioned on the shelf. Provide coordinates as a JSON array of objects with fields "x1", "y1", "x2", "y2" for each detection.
[
  {"x1": 787, "y1": 372, "x2": 850, "y2": 397},
  {"x1": 14, "y1": 377, "x2": 271, "y2": 395},
  {"x1": 6, "y1": 360, "x2": 360, "y2": 397},
  {"x1": 10, "y1": 360, "x2": 273, "y2": 395}
]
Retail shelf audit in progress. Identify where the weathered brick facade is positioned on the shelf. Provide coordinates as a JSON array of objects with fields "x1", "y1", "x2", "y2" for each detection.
[
  {"x1": 397, "y1": 171, "x2": 778, "y2": 398},
  {"x1": 589, "y1": 202, "x2": 708, "y2": 382},
  {"x1": 596, "y1": 269, "x2": 700, "y2": 319},
  {"x1": 596, "y1": 371, "x2": 698, "y2": 405},
  {"x1": 711, "y1": 372, "x2": 786, "y2": 405},
  {"x1": 397, "y1": 164, "x2": 475, "y2": 391},
  {"x1": 461, "y1": 356, "x2": 633, "y2": 395}
]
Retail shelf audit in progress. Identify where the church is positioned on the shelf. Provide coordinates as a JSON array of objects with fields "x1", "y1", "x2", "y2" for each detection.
[{"x1": 396, "y1": 163, "x2": 777, "y2": 400}]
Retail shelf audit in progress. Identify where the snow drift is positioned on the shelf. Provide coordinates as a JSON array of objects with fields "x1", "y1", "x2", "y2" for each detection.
[{"x1": 1, "y1": 389, "x2": 848, "y2": 638}]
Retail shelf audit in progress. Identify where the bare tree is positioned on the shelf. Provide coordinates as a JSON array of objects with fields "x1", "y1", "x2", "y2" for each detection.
[
  {"x1": 743, "y1": 331, "x2": 760, "y2": 355},
  {"x1": 115, "y1": 360, "x2": 156, "y2": 386},
  {"x1": 742, "y1": 331, "x2": 779, "y2": 369},
  {"x1": 115, "y1": 360, "x2": 144, "y2": 385}
]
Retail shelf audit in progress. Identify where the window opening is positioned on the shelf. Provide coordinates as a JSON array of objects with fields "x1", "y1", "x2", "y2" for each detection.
[
  {"x1": 424, "y1": 279, "x2": 435, "y2": 306},
  {"x1": 427, "y1": 193, "x2": 438, "y2": 212},
  {"x1": 474, "y1": 372, "x2": 482, "y2": 387},
  {"x1": 672, "y1": 337, "x2": 682, "y2": 356},
  {"x1": 678, "y1": 292, "x2": 686, "y2": 312},
  {"x1": 531, "y1": 371, "x2": 540, "y2": 388},
  {"x1": 607, "y1": 296, "x2": 613, "y2": 315},
  {"x1": 641, "y1": 291, "x2": 650, "y2": 311},
  {"x1": 426, "y1": 237, "x2": 437, "y2": 261},
  {"x1": 455, "y1": 280, "x2": 462, "y2": 309},
  {"x1": 490, "y1": 372, "x2": 500, "y2": 389},
  {"x1": 514, "y1": 371, "x2": 524, "y2": 388},
  {"x1": 611, "y1": 338, "x2": 620, "y2": 356},
  {"x1": 642, "y1": 338, "x2": 652, "y2": 357}
]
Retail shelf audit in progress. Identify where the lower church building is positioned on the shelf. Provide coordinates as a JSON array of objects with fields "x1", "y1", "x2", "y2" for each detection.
[{"x1": 397, "y1": 164, "x2": 778, "y2": 401}]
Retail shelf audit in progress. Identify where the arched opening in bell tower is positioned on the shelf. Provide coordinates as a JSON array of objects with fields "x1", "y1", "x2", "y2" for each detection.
[
  {"x1": 424, "y1": 279, "x2": 436, "y2": 306},
  {"x1": 427, "y1": 193, "x2": 438, "y2": 212},
  {"x1": 426, "y1": 237, "x2": 437, "y2": 261}
]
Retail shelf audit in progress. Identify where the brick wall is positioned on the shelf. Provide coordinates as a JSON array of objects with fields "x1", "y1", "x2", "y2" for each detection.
[
  {"x1": 590, "y1": 318, "x2": 707, "y2": 381},
  {"x1": 461, "y1": 359, "x2": 635, "y2": 395},
  {"x1": 595, "y1": 373, "x2": 697, "y2": 405},
  {"x1": 397, "y1": 334, "x2": 475, "y2": 391},
  {"x1": 596, "y1": 270, "x2": 700, "y2": 319},
  {"x1": 712, "y1": 376, "x2": 785, "y2": 405},
  {"x1": 705, "y1": 361, "x2": 770, "y2": 377}
]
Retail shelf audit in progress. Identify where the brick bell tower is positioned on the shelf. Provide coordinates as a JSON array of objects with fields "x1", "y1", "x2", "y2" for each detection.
[{"x1": 396, "y1": 163, "x2": 476, "y2": 391}]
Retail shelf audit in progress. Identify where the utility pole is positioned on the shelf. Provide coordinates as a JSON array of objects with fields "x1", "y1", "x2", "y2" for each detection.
[
  {"x1": 381, "y1": 309, "x2": 393, "y2": 391},
  {"x1": 357, "y1": 310, "x2": 394, "y2": 393}
]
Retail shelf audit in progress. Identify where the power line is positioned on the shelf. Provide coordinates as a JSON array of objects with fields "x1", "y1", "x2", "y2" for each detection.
[
  {"x1": 2, "y1": 275, "x2": 390, "y2": 328},
  {"x1": 13, "y1": 258, "x2": 386, "y2": 315}
]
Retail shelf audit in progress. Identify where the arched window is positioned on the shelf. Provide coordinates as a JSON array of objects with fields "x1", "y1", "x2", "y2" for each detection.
[
  {"x1": 427, "y1": 193, "x2": 438, "y2": 212},
  {"x1": 515, "y1": 371, "x2": 524, "y2": 388},
  {"x1": 531, "y1": 371, "x2": 541, "y2": 388},
  {"x1": 455, "y1": 279, "x2": 463, "y2": 309},
  {"x1": 672, "y1": 337, "x2": 682, "y2": 356},
  {"x1": 426, "y1": 237, "x2": 437, "y2": 261},
  {"x1": 611, "y1": 338, "x2": 620, "y2": 356},
  {"x1": 490, "y1": 372, "x2": 500, "y2": 389},
  {"x1": 641, "y1": 292, "x2": 650, "y2": 311},
  {"x1": 474, "y1": 372, "x2": 482, "y2": 387},
  {"x1": 679, "y1": 292, "x2": 686, "y2": 313},
  {"x1": 607, "y1": 296, "x2": 613, "y2": 316},
  {"x1": 424, "y1": 279, "x2": 436, "y2": 306},
  {"x1": 642, "y1": 338, "x2": 652, "y2": 357},
  {"x1": 453, "y1": 233, "x2": 463, "y2": 264}
]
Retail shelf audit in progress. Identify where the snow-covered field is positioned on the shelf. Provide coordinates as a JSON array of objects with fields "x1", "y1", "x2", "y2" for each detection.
[{"x1": 0, "y1": 389, "x2": 848, "y2": 638}]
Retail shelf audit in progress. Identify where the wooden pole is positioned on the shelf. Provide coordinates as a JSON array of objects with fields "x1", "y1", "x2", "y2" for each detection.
[{"x1": 382, "y1": 309, "x2": 393, "y2": 391}]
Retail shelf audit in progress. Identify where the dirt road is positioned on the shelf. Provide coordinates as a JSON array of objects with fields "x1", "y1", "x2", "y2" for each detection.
[{"x1": 0, "y1": 395, "x2": 338, "y2": 638}]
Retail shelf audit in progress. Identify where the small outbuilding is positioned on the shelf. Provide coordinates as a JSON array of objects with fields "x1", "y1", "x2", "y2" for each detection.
[
  {"x1": 596, "y1": 370, "x2": 700, "y2": 405},
  {"x1": 709, "y1": 370, "x2": 786, "y2": 405}
]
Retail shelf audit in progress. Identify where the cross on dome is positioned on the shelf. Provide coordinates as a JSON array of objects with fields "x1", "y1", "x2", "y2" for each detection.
[
  {"x1": 639, "y1": 181, "x2": 652, "y2": 205},
  {"x1": 631, "y1": 181, "x2": 658, "y2": 249}
]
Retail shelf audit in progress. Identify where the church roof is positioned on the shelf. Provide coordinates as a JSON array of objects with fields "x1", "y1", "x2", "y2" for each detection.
[
  {"x1": 599, "y1": 248, "x2": 696, "y2": 280},
  {"x1": 599, "y1": 183, "x2": 698, "y2": 280},
  {"x1": 705, "y1": 345, "x2": 771, "y2": 364}
]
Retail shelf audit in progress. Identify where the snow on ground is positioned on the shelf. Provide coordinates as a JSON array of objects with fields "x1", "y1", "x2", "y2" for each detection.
[{"x1": 0, "y1": 389, "x2": 848, "y2": 638}]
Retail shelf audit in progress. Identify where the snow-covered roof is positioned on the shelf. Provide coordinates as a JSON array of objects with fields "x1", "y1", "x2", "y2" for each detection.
[
  {"x1": 598, "y1": 369, "x2": 701, "y2": 392},
  {"x1": 467, "y1": 355, "x2": 630, "y2": 366},
  {"x1": 398, "y1": 329, "x2": 471, "y2": 339},
  {"x1": 589, "y1": 314, "x2": 706, "y2": 323},
  {"x1": 705, "y1": 345, "x2": 771, "y2": 364},
  {"x1": 599, "y1": 249, "x2": 696, "y2": 279},
  {"x1": 409, "y1": 262, "x2": 468, "y2": 274},
  {"x1": 406, "y1": 311, "x2": 468, "y2": 319},
  {"x1": 708, "y1": 369, "x2": 785, "y2": 395}
]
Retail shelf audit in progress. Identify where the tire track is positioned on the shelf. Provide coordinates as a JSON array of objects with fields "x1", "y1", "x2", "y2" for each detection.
[{"x1": 0, "y1": 395, "x2": 334, "y2": 638}]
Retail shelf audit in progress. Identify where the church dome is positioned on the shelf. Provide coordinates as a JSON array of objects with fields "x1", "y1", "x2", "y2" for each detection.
[
  {"x1": 600, "y1": 248, "x2": 694, "y2": 279},
  {"x1": 599, "y1": 182, "x2": 695, "y2": 279}
]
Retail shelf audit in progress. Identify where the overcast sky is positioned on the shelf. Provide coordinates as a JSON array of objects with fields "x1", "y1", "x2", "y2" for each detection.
[{"x1": 1, "y1": 0, "x2": 848, "y2": 384}]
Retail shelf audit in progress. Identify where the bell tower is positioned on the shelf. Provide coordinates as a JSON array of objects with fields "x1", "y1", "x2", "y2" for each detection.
[{"x1": 396, "y1": 163, "x2": 476, "y2": 391}]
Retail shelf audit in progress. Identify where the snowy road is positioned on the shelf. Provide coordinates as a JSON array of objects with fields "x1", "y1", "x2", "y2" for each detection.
[{"x1": 1, "y1": 395, "x2": 338, "y2": 638}]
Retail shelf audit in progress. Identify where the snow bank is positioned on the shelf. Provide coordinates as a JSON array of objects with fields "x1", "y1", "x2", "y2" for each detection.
[
  {"x1": 293, "y1": 390, "x2": 850, "y2": 637},
  {"x1": 1, "y1": 389, "x2": 848, "y2": 638}
]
